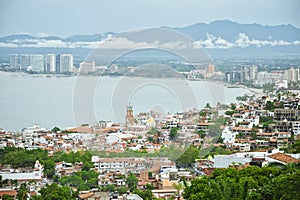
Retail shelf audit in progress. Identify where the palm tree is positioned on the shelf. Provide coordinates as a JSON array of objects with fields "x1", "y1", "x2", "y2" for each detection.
[
  {"x1": 16, "y1": 183, "x2": 28, "y2": 200},
  {"x1": 172, "y1": 182, "x2": 185, "y2": 199}
]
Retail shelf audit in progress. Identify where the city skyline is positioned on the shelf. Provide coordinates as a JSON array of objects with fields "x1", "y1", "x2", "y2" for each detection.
[{"x1": 0, "y1": 0, "x2": 299, "y2": 37}]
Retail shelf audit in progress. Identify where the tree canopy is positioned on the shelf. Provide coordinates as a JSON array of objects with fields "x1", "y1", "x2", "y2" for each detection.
[
  {"x1": 176, "y1": 145, "x2": 199, "y2": 167},
  {"x1": 36, "y1": 183, "x2": 76, "y2": 200},
  {"x1": 184, "y1": 164, "x2": 300, "y2": 200}
]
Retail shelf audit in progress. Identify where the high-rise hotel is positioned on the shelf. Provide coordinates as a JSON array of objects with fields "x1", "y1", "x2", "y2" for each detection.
[
  {"x1": 10, "y1": 54, "x2": 19, "y2": 70},
  {"x1": 29, "y1": 54, "x2": 44, "y2": 72},
  {"x1": 56, "y1": 54, "x2": 73, "y2": 73},
  {"x1": 20, "y1": 54, "x2": 30, "y2": 70},
  {"x1": 45, "y1": 54, "x2": 56, "y2": 72}
]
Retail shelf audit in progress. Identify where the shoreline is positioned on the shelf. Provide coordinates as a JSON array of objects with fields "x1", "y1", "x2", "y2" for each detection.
[
  {"x1": 207, "y1": 79, "x2": 264, "y2": 97},
  {"x1": 1, "y1": 70, "x2": 264, "y2": 96}
]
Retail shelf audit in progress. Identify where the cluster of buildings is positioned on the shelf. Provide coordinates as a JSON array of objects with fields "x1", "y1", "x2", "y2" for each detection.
[
  {"x1": 9, "y1": 54, "x2": 74, "y2": 73},
  {"x1": 225, "y1": 65, "x2": 299, "y2": 88},
  {"x1": 0, "y1": 124, "x2": 93, "y2": 152},
  {"x1": 188, "y1": 64, "x2": 223, "y2": 80},
  {"x1": 7, "y1": 54, "x2": 300, "y2": 87},
  {"x1": 219, "y1": 93, "x2": 300, "y2": 152},
  {"x1": 9, "y1": 54, "x2": 129, "y2": 75}
]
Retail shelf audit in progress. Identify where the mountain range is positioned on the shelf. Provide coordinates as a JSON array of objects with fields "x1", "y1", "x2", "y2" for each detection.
[{"x1": 0, "y1": 20, "x2": 300, "y2": 60}]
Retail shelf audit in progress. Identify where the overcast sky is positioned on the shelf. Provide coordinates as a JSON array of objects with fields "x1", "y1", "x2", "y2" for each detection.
[{"x1": 0, "y1": 0, "x2": 299, "y2": 37}]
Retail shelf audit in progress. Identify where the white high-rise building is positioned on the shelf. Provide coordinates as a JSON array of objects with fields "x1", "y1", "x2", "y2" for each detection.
[
  {"x1": 255, "y1": 71, "x2": 283, "y2": 86},
  {"x1": 30, "y1": 54, "x2": 44, "y2": 72},
  {"x1": 57, "y1": 54, "x2": 73, "y2": 73},
  {"x1": 20, "y1": 54, "x2": 30, "y2": 70},
  {"x1": 284, "y1": 68, "x2": 299, "y2": 82},
  {"x1": 249, "y1": 66, "x2": 258, "y2": 80},
  {"x1": 10, "y1": 54, "x2": 19, "y2": 70},
  {"x1": 45, "y1": 54, "x2": 56, "y2": 72}
]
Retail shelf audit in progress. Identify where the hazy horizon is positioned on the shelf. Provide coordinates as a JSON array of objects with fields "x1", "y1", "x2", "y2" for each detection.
[{"x1": 0, "y1": 0, "x2": 299, "y2": 37}]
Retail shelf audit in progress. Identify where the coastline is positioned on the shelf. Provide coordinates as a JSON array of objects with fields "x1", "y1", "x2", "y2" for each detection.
[{"x1": 206, "y1": 79, "x2": 264, "y2": 97}]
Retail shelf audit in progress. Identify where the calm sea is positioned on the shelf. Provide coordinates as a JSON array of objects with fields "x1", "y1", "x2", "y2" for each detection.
[{"x1": 0, "y1": 72, "x2": 250, "y2": 131}]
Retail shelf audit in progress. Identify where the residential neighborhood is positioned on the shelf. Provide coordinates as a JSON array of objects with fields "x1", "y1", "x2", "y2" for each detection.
[{"x1": 0, "y1": 86, "x2": 300, "y2": 199}]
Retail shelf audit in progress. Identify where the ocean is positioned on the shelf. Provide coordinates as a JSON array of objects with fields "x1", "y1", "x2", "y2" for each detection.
[{"x1": 0, "y1": 72, "x2": 250, "y2": 131}]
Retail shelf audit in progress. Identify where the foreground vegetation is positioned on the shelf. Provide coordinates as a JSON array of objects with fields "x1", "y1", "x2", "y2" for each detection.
[{"x1": 184, "y1": 164, "x2": 300, "y2": 200}]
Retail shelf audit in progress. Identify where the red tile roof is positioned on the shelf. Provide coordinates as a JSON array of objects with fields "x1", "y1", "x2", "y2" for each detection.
[
  {"x1": 268, "y1": 153, "x2": 299, "y2": 164},
  {"x1": 0, "y1": 189, "x2": 17, "y2": 197}
]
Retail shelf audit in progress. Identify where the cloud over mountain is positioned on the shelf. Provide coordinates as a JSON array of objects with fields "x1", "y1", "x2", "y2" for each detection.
[{"x1": 0, "y1": 20, "x2": 299, "y2": 51}]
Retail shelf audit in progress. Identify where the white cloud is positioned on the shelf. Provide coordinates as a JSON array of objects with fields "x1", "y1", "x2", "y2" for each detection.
[
  {"x1": 193, "y1": 33, "x2": 217, "y2": 49},
  {"x1": 0, "y1": 42, "x2": 18, "y2": 47},
  {"x1": 293, "y1": 41, "x2": 300, "y2": 45},
  {"x1": 235, "y1": 33, "x2": 250, "y2": 48},
  {"x1": 0, "y1": 33, "x2": 299, "y2": 50},
  {"x1": 194, "y1": 32, "x2": 300, "y2": 49},
  {"x1": 215, "y1": 37, "x2": 235, "y2": 49}
]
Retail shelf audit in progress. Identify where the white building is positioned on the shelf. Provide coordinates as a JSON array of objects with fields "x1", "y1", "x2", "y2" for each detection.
[
  {"x1": 92, "y1": 157, "x2": 146, "y2": 173},
  {"x1": 20, "y1": 54, "x2": 30, "y2": 70},
  {"x1": 275, "y1": 80, "x2": 288, "y2": 89},
  {"x1": 249, "y1": 66, "x2": 258, "y2": 80},
  {"x1": 213, "y1": 149, "x2": 284, "y2": 168},
  {"x1": 221, "y1": 126, "x2": 237, "y2": 144},
  {"x1": 284, "y1": 68, "x2": 299, "y2": 82},
  {"x1": 30, "y1": 54, "x2": 44, "y2": 72},
  {"x1": 10, "y1": 54, "x2": 19, "y2": 70},
  {"x1": 45, "y1": 54, "x2": 56, "y2": 72},
  {"x1": 255, "y1": 71, "x2": 283, "y2": 86},
  {"x1": 56, "y1": 54, "x2": 73, "y2": 73},
  {"x1": 292, "y1": 121, "x2": 300, "y2": 136},
  {"x1": 0, "y1": 160, "x2": 43, "y2": 182},
  {"x1": 79, "y1": 61, "x2": 95, "y2": 73}
]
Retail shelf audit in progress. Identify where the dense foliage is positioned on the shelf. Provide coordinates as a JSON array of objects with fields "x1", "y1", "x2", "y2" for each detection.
[
  {"x1": 32, "y1": 183, "x2": 77, "y2": 200},
  {"x1": 59, "y1": 170, "x2": 99, "y2": 191},
  {"x1": 176, "y1": 146, "x2": 200, "y2": 167},
  {"x1": 184, "y1": 164, "x2": 300, "y2": 200}
]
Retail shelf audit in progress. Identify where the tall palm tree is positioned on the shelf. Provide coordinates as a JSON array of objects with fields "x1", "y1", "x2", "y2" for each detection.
[{"x1": 172, "y1": 182, "x2": 185, "y2": 199}]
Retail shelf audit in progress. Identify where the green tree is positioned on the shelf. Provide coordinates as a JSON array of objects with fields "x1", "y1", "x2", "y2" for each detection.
[
  {"x1": 148, "y1": 171, "x2": 153, "y2": 178},
  {"x1": 173, "y1": 182, "x2": 185, "y2": 198},
  {"x1": 205, "y1": 103, "x2": 211, "y2": 109},
  {"x1": 265, "y1": 101, "x2": 274, "y2": 111},
  {"x1": 51, "y1": 127, "x2": 61, "y2": 133},
  {"x1": 169, "y1": 127, "x2": 179, "y2": 141},
  {"x1": 38, "y1": 183, "x2": 76, "y2": 200},
  {"x1": 196, "y1": 130, "x2": 206, "y2": 139},
  {"x1": 102, "y1": 184, "x2": 116, "y2": 192},
  {"x1": 59, "y1": 170, "x2": 99, "y2": 191},
  {"x1": 42, "y1": 160, "x2": 55, "y2": 178},
  {"x1": 17, "y1": 183, "x2": 28, "y2": 200},
  {"x1": 126, "y1": 173, "x2": 138, "y2": 192},
  {"x1": 134, "y1": 184, "x2": 154, "y2": 200},
  {"x1": 262, "y1": 83, "x2": 274, "y2": 93},
  {"x1": 208, "y1": 118, "x2": 225, "y2": 138},
  {"x1": 230, "y1": 103, "x2": 236, "y2": 110},
  {"x1": 176, "y1": 146, "x2": 199, "y2": 167},
  {"x1": 225, "y1": 110, "x2": 237, "y2": 116},
  {"x1": 2, "y1": 194, "x2": 15, "y2": 200},
  {"x1": 184, "y1": 166, "x2": 300, "y2": 200},
  {"x1": 118, "y1": 187, "x2": 128, "y2": 194}
]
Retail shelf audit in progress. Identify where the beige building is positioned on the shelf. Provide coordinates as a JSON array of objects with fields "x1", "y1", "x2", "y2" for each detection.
[{"x1": 80, "y1": 61, "x2": 95, "y2": 73}]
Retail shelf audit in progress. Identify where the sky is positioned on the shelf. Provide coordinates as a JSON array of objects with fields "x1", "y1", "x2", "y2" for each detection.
[{"x1": 0, "y1": 0, "x2": 299, "y2": 37}]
